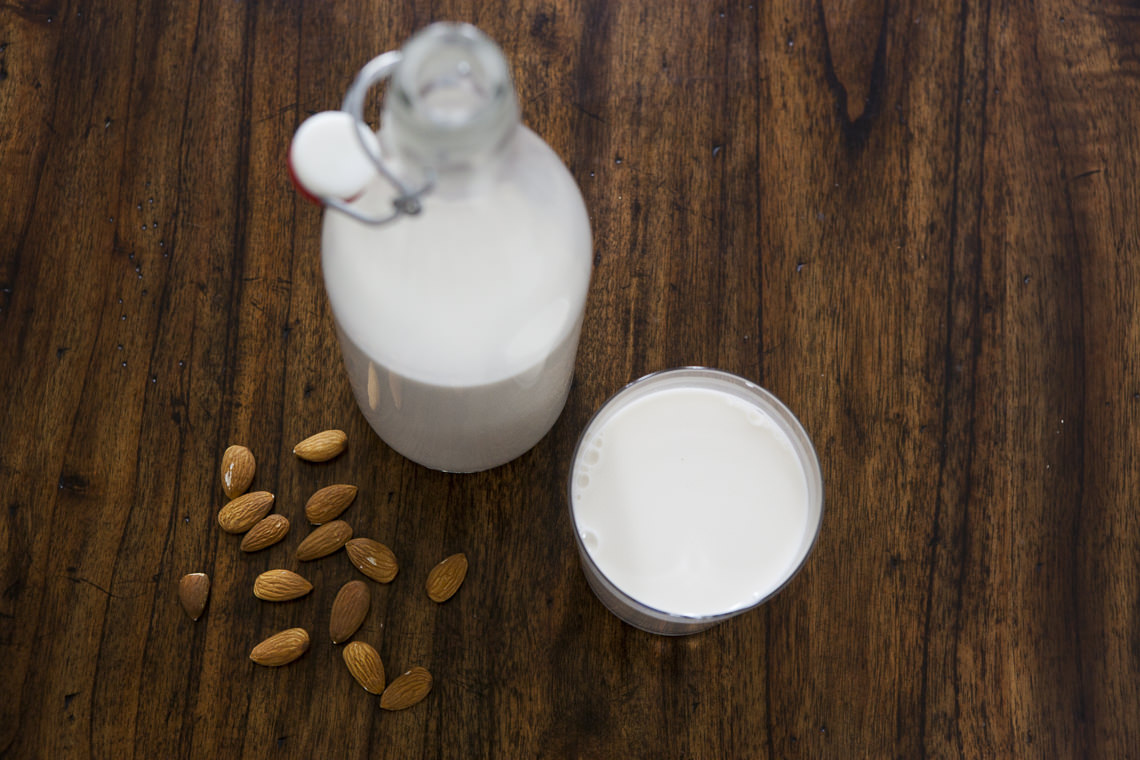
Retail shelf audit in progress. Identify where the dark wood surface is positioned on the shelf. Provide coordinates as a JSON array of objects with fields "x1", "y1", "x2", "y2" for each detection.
[{"x1": 2, "y1": 1, "x2": 1138, "y2": 757}]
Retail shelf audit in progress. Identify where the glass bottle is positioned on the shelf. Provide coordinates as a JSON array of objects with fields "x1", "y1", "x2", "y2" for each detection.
[{"x1": 292, "y1": 23, "x2": 592, "y2": 472}]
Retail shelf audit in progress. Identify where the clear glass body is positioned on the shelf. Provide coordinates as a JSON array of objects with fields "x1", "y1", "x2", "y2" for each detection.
[
  {"x1": 568, "y1": 368, "x2": 824, "y2": 635},
  {"x1": 321, "y1": 23, "x2": 593, "y2": 472}
]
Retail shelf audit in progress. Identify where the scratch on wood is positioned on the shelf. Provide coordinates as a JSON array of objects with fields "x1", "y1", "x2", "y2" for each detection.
[
  {"x1": 572, "y1": 101, "x2": 605, "y2": 123},
  {"x1": 1068, "y1": 168, "x2": 1103, "y2": 182},
  {"x1": 64, "y1": 574, "x2": 151, "y2": 599}
]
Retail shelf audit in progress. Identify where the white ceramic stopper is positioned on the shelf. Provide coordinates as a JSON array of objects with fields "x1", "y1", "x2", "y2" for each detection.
[{"x1": 289, "y1": 111, "x2": 380, "y2": 201}]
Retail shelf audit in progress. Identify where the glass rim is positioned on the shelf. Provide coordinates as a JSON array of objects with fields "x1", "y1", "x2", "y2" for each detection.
[{"x1": 566, "y1": 366, "x2": 825, "y2": 632}]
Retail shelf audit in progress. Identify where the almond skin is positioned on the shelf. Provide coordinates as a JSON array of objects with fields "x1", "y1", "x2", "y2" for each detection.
[
  {"x1": 178, "y1": 573, "x2": 210, "y2": 620},
  {"x1": 305, "y1": 484, "x2": 358, "y2": 524},
  {"x1": 425, "y1": 552, "x2": 468, "y2": 603},
  {"x1": 367, "y1": 363, "x2": 382, "y2": 411},
  {"x1": 240, "y1": 514, "x2": 290, "y2": 552},
  {"x1": 344, "y1": 538, "x2": 398, "y2": 583},
  {"x1": 293, "y1": 429, "x2": 348, "y2": 462},
  {"x1": 296, "y1": 520, "x2": 353, "y2": 561},
  {"x1": 218, "y1": 491, "x2": 275, "y2": 534},
  {"x1": 343, "y1": 641, "x2": 385, "y2": 694},
  {"x1": 380, "y1": 666, "x2": 432, "y2": 710},
  {"x1": 250, "y1": 628, "x2": 310, "y2": 667},
  {"x1": 330, "y1": 580, "x2": 370, "y2": 644},
  {"x1": 253, "y1": 569, "x2": 313, "y2": 601},
  {"x1": 220, "y1": 444, "x2": 256, "y2": 499}
]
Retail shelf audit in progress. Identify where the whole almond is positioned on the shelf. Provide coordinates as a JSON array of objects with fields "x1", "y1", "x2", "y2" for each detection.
[
  {"x1": 380, "y1": 666, "x2": 432, "y2": 710},
  {"x1": 305, "y1": 484, "x2": 358, "y2": 524},
  {"x1": 367, "y1": 363, "x2": 382, "y2": 410},
  {"x1": 220, "y1": 444, "x2": 256, "y2": 498},
  {"x1": 425, "y1": 552, "x2": 468, "y2": 603},
  {"x1": 293, "y1": 429, "x2": 347, "y2": 462},
  {"x1": 240, "y1": 514, "x2": 290, "y2": 552},
  {"x1": 345, "y1": 538, "x2": 398, "y2": 583},
  {"x1": 178, "y1": 573, "x2": 210, "y2": 620},
  {"x1": 218, "y1": 491, "x2": 275, "y2": 533},
  {"x1": 296, "y1": 520, "x2": 353, "y2": 561},
  {"x1": 253, "y1": 569, "x2": 313, "y2": 601},
  {"x1": 343, "y1": 641, "x2": 386, "y2": 694},
  {"x1": 330, "y1": 580, "x2": 370, "y2": 643},
  {"x1": 250, "y1": 628, "x2": 310, "y2": 667}
]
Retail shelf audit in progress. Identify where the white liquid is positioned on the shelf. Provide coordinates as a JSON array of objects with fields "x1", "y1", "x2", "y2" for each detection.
[
  {"x1": 571, "y1": 385, "x2": 812, "y2": 617},
  {"x1": 321, "y1": 128, "x2": 592, "y2": 471}
]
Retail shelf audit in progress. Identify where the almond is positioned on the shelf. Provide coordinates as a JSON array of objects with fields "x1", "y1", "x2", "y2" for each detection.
[
  {"x1": 296, "y1": 520, "x2": 353, "y2": 561},
  {"x1": 220, "y1": 444, "x2": 256, "y2": 498},
  {"x1": 250, "y1": 627, "x2": 310, "y2": 667},
  {"x1": 253, "y1": 569, "x2": 313, "y2": 601},
  {"x1": 380, "y1": 666, "x2": 432, "y2": 710},
  {"x1": 293, "y1": 429, "x2": 347, "y2": 462},
  {"x1": 344, "y1": 538, "x2": 398, "y2": 583},
  {"x1": 342, "y1": 641, "x2": 385, "y2": 694},
  {"x1": 240, "y1": 514, "x2": 290, "y2": 552},
  {"x1": 217, "y1": 491, "x2": 275, "y2": 534},
  {"x1": 330, "y1": 580, "x2": 370, "y2": 643},
  {"x1": 367, "y1": 363, "x2": 382, "y2": 410},
  {"x1": 305, "y1": 484, "x2": 358, "y2": 524},
  {"x1": 425, "y1": 552, "x2": 468, "y2": 603},
  {"x1": 178, "y1": 572, "x2": 210, "y2": 620}
]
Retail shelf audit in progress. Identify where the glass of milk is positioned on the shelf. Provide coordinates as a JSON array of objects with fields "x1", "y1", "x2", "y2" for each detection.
[{"x1": 568, "y1": 368, "x2": 823, "y2": 634}]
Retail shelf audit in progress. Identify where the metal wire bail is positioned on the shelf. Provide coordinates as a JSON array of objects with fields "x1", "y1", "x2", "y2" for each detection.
[{"x1": 324, "y1": 51, "x2": 434, "y2": 226}]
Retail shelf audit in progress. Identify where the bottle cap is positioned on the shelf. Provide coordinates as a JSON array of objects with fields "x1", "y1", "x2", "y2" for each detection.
[{"x1": 289, "y1": 111, "x2": 380, "y2": 203}]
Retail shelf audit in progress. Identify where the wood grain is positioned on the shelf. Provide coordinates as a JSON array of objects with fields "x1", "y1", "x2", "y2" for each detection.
[{"x1": 2, "y1": 1, "x2": 1138, "y2": 757}]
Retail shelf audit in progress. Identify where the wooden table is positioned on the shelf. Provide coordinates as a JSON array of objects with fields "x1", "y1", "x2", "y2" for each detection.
[{"x1": 2, "y1": 1, "x2": 1137, "y2": 757}]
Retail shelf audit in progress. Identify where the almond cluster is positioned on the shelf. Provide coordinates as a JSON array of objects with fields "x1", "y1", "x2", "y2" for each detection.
[{"x1": 177, "y1": 431, "x2": 468, "y2": 711}]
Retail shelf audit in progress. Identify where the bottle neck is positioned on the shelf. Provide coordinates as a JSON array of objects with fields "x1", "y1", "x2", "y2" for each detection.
[{"x1": 382, "y1": 23, "x2": 520, "y2": 186}]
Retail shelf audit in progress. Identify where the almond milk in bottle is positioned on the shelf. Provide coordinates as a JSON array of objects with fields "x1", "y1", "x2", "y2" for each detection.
[{"x1": 291, "y1": 23, "x2": 592, "y2": 472}]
